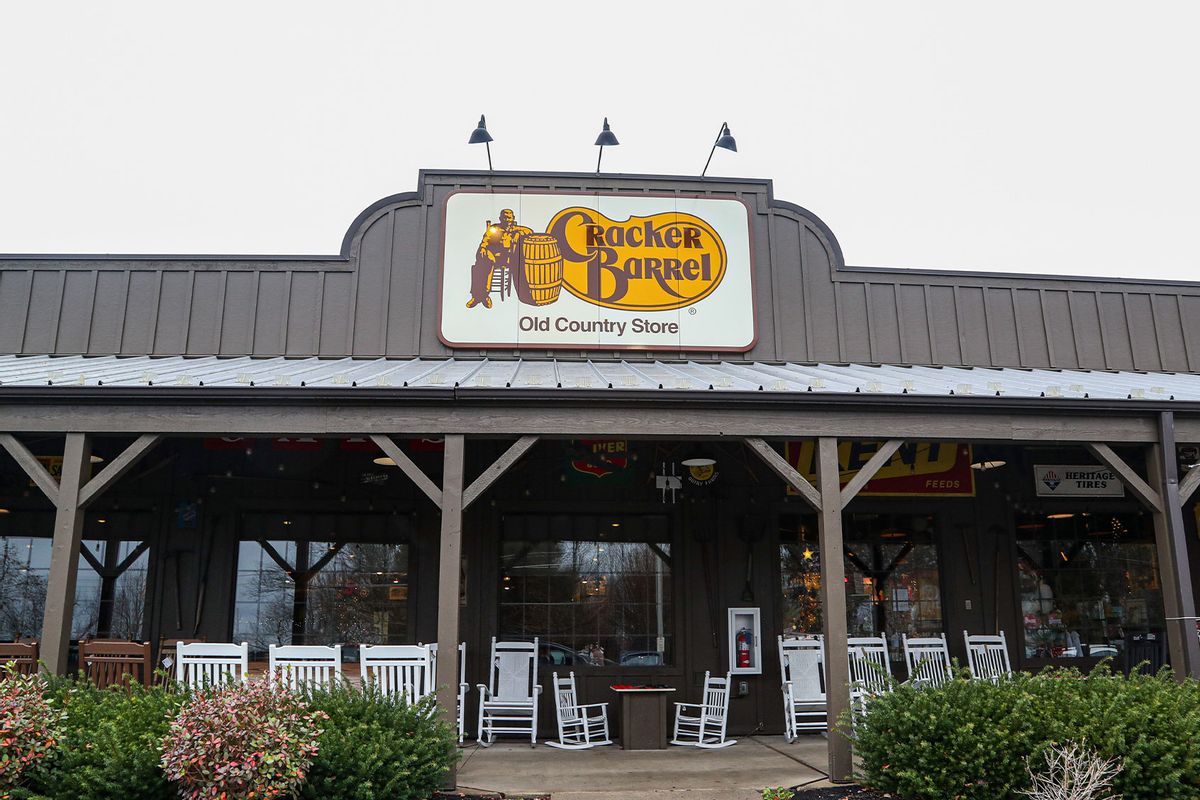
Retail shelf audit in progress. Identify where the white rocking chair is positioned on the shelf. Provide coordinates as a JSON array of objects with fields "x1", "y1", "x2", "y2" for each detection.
[
  {"x1": 964, "y1": 631, "x2": 1012, "y2": 682},
  {"x1": 175, "y1": 641, "x2": 249, "y2": 688},
  {"x1": 779, "y1": 635, "x2": 826, "y2": 740},
  {"x1": 427, "y1": 641, "x2": 469, "y2": 743},
  {"x1": 671, "y1": 671, "x2": 736, "y2": 748},
  {"x1": 847, "y1": 635, "x2": 893, "y2": 717},
  {"x1": 361, "y1": 644, "x2": 432, "y2": 704},
  {"x1": 546, "y1": 671, "x2": 612, "y2": 749},
  {"x1": 901, "y1": 633, "x2": 953, "y2": 688},
  {"x1": 476, "y1": 637, "x2": 541, "y2": 747},
  {"x1": 268, "y1": 644, "x2": 342, "y2": 692}
]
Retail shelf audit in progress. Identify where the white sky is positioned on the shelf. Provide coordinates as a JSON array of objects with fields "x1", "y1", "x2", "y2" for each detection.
[{"x1": 1, "y1": 1, "x2": 1197, "y2": 281}]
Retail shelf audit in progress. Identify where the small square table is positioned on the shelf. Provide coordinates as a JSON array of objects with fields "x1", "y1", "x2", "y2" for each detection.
[{"x1": 610, "y1": 685, "x2": 677, "y2": 750}]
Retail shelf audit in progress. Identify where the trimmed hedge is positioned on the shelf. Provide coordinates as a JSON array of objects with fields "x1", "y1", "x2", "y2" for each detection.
[{"x1": 852, "y1": 666, "x2": 1200, "y2": 800}]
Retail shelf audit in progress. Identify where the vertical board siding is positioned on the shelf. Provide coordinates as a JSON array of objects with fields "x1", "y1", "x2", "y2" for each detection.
[
  {"x1": 1097, "y1": 292, "x2": 1135, "y2": 370},
  {"x1": 1040, "y1": 290, "x2": 1079, "y2": 369},
  {"x1": 867, "y1": 283, "x2": 902, "y2": 363},
  {"x1": 927, "y1": 286, "x2": 962, "y2": 364},
  {"x1": 1124, "y1": 293, "x2": 1162, "y2": 371},
  {"x1": 1150, "y1": 294, "x2": 1189, "y2": 373},
  {"x1": 319, "y1": 272, "x2": 354, "y2": 358},
  {"x1": 385, "y1": 204, "x2": 423, "y2": 356},
  {"x1": 984, "y1": 288, "x2": 1020, "y2": 366},
  {"x1": 351, "y1": 212, "x2": 393, "y2": 356},
  {"x1": 252, "y1": 272, "x2": 288, "y2": 355},
  {"x1": 89, "y1": 272, "x2": 129, "y2": 355},
  {"x1": 0, "y1": 271, "x2": 33, "y2": 352},
  {"x1": 836, "y1": 282, "x2": 872, "y2": 362},
  {"x1": 154, "y1": 272, "x2": 193, "y2": 355},
  {"x1": 897, "y1": 284, "x2": 933, "y2": 364},
  {"x1": 24, "y1": 270, "x2": 65, "y2": 353},
  {"x1": 1013, "y1": 289, "x2": 1051, "y2": 368},
  {"x1": 187, "y1": 272, "x2": 225, "y2": 355},
  {"x1": 286, "y1": 272, "x2": 323, "y2": 356},
  {"x1": 956, "y1": 287, "x2": 989, "y2": 366},
  {"x1": 122, "y1": 272, "x2": 160, "y2": 354},
  {"x1": 802, "y1": 228, "x2": 840, "y2": 361},
  {"x1": 1067, "y1": 292, "x2": 1105, "y2": 368},
  {"x1": 219, "y1": 272, "x2": 257, "y2": 355},
  {"x1": 57, "y1": 271, "x2": 97, "y2": 353},
  {"x1": 769, "y1": 214, "x2": 808, "y2": 362}
]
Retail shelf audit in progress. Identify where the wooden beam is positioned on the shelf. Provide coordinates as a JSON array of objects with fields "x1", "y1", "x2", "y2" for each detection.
[
  {"x1": 840, "y1": 439, "x2": 904, "y2": 509},
  {"x1": 369, "y1": 435, "x2": 442, "y2": 509},
  {"x1": 0, "y1": 433, "x2": 60, "y2": 505},
  {"x1": 1149, "y1": 413, "x2": 1200, "y2": 679},
  {"x1": 744, "y1": 438, "x2": 821, "y2": 512},
  {"x1": 1180, "y1": 467, "x2": 1200, "y2": 506},
  {"x1": 463, "y1": 435, "x2": 538, "y2": 511},
  {"x1": 0, "y1": 404, "x2": 1162, "y2": 443},
  {"x1": 1085, "y1": 443, "x2": 1162, "y2": 513},
  {"x1": 435, "y1": 434, "x2": 465, "y2": 786},
  {"x1": 40, "y1": 434, "x2": 90, "y2": 674},
  {"x1": 78, "y1": 434, "x2": 161, "y2": 508},
  {"x1": 816, "y1": 437, "x2": 852, "y2": 781}
]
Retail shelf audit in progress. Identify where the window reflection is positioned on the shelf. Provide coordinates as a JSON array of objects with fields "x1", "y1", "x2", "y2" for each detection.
[
  {"x1": 779, "y1": 513, "x2": 944, "y2": 661},
  {"x1": 500, "y1": 515, "x2": 672, "y2": 667},
  {"x1": 1016, "y1": 511, "x2": 1162, "y2": 659}
]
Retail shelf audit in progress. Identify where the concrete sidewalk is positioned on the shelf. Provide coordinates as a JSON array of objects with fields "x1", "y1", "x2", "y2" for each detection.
[{"x1": 456, "y1": 735, "x2": 833, "y2": 800}]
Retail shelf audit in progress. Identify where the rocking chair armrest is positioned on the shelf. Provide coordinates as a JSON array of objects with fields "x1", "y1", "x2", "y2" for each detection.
[
  {"x1": 476, "y1": 684, "x2": 491, "y2": 699},
  {"x1": 534, "y1": 685, "x2": 543, "y2": 695},
  {"x1": 577, "y1": 702, "x2": 608, "y2": 711},
  {"x1": 674, "y1": 702, "x2": 701, "y2": 712}
]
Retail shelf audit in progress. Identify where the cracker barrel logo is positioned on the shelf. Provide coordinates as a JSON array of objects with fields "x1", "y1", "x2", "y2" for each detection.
[{"x1": 465, "y1": 206, "x2": 727, "y2": 312}]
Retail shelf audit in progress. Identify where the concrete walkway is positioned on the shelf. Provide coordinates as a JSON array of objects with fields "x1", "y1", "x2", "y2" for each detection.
[{"x1": 456, "y1": 735, "x2": 833, "y2": 800}]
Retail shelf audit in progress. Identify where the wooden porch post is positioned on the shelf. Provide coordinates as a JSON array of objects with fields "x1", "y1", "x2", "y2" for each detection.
[
  {"x1": 817, "y1": 437, "x2": 853, "y2": 782},
  {"x1": 1148, "y1": 412, "x2": 1200, "y2": 679},
  {"x1": 41, "y1": 433, "x2": 92, "y2": 675},
  {"x1": 435, "y1": 434, "x2": 465, "y2": 784}
]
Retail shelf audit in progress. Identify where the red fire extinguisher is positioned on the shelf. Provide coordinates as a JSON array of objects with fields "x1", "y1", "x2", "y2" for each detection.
[{"x1": 736, "y1": 627, "x2": 752, "y2": 668}]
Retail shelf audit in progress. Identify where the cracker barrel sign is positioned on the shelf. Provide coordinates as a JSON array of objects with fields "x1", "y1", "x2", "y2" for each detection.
[{"x1": 439, "y1": 191, "x2": 755, "y2": 350}]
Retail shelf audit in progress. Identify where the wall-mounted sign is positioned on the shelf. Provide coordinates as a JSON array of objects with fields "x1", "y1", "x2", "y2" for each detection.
[
  {"x1": 1034, "y1": 465, "x2": 1124, "y2": 497},
  {"x1": 438, "y1": 191, "x2": 755, "y2": 351},
  {"x1": 784, "y1": 442, "x2": 976, "y2": 497}
]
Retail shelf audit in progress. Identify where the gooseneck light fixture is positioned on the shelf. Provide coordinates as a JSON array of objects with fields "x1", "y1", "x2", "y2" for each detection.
[
  {"x1": 468, "y1": 114, "x2": 494, "y2": 171},
  {"x1": 594, "y1": 117, "x2": 619, "y2": 173},
  {"x1": 701, "y1": 122, "x2": 737, "y2": 177}
]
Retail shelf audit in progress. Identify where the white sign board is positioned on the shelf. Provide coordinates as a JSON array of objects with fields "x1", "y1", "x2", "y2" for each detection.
[
  {"x1": 1034, "y1": 465, "x2": 1125, "y2": 497},
  {"x1": 438, "y1": 191, "x2": 756, "y2": 351}
]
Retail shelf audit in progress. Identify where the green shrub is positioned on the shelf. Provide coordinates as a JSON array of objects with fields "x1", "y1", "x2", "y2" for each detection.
[
  {"x1": 852, "y1": 666, "x2": 1200, "y2": 800},
  {"x1": 301, "y1": 682, "x2": 459, "y2": 800},
  {"x1": 33, "y1": 678, "x2": 185, "y2": 800},
  {"x1": 160, "y1": 678, "x2": 326, "y2": 800}
]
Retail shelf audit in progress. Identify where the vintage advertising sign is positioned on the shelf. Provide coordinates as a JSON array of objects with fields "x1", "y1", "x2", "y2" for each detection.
[
  {"x1": 784, "y1": 441, "x2": 976, "y2": 497},
  {"x1": 1034, "y1": 465, "x2": 1124, "y2": 497},
  {"x1": 438, "y1": 191, "x2": 755, "y2": 350}
]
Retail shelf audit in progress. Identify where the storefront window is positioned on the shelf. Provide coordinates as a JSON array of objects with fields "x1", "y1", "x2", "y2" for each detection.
[
  {"x1": 0, "y1": 535, "x2": 148, "y2": 640},
  {"x1": 780, "y1": 513, "x2": 944, "y2": 661},
  {"x1": 500, "y1": 514, "x2": 673, "y2": 667},
  {"x1": 233, "y1": 512, "x2": 413, "y2": 659},
  {"x1": 1016, "y1": 511, "x2": 1162, "y2": 659}
]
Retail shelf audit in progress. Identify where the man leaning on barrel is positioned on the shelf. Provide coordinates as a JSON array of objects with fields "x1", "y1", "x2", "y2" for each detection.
[{"x1": 467, "y1": 208, "x2": 533, "y2": 308}]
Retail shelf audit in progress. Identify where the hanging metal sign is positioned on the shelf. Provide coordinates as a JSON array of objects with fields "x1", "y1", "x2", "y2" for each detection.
[
  {"x1": 438, "y1": 191, "x2": 756, "y2": 351},
  {"x1": 1034, "y1": 465, "x2": 1125, "y2": 497}
]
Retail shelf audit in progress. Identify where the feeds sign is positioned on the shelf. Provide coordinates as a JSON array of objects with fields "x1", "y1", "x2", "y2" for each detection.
[{"x1": 439, "y1": 191, "x2": 755, "y2": 350}]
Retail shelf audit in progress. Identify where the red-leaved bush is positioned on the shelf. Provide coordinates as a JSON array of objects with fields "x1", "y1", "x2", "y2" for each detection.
[
  {"x1": 159, "y1": 679, "x2": 327, "y2": 800},
  {"x1": 0, "y1": 669, "x2": 64, "y2": 793}
]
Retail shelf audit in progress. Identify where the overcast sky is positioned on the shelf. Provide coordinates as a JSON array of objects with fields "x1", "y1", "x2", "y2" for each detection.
[{"x1": 1, "y1": 2, "x2": 1197, "y2": 281}]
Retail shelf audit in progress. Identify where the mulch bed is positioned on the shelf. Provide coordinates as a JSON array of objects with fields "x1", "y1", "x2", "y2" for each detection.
[{"x1": 792, "y1": 786, "x2": 893, "y2": 799}]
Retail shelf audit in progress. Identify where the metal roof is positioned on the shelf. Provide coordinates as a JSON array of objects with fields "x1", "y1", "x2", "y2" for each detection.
[{"x1": 0, "y1": 355, "x2": 1197, "y2": 402}]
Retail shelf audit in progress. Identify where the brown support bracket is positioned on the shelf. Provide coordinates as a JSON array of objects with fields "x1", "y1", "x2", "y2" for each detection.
[
  {"x1": 1084, "y1": 442, "x2": 1162, "y2": 513},
  {"x1": 840, "y1": 439, "x2": 904, "y2": 509},
  {"x1": 462, "y1": 435, "x2": 538, "y2": 511},
  {"x1": 743, "y1": 438, "x2": 822, "y2": 512},
  {"x1": 78, "y1": 434, "x2": 161, "y2": 508},
  {"x1": 1180, "y1": 466, "x2": 1200, "y2": 506},
  {"x1": 0, "y1": 433, "x2": 61, "y2": 505},
  {"x1": 369, "y1": 435, "x2": 443, "y2": 509}
]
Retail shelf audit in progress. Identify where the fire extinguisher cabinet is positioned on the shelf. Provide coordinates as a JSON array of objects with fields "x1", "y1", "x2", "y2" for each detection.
[{"x1": 727, "y1": 607, "x2": 762, "y2": 675}]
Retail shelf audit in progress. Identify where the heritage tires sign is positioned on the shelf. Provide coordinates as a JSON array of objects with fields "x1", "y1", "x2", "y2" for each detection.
[
  {"x1": 438, "y1": 191, "x2": 756, "y2": 351},
  {"x1": 1034, "y1": 465, "x2": 1125, "y2": 497}
]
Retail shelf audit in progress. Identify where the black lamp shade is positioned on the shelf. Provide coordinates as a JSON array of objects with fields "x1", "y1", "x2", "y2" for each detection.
[
  {"x1": 468, "y1": 115, "x2": 493, "y2": 145},
  {"x1": 594, "y1": 117, "x2": 620, "y2": 147},
  {"x1": 715, "y1": 124, "x2": 737, "y2": 152}
]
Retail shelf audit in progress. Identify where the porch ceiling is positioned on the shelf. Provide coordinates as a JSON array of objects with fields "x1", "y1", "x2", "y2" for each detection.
[{"x1": 1, "y1": 354, "x2": 1198, "y2": 402}]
